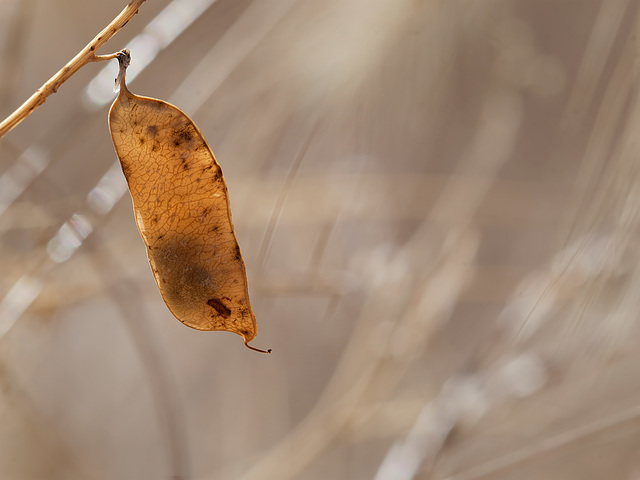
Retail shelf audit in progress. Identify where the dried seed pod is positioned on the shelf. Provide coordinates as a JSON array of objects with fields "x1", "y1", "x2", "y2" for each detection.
[{"x1": 108, "y1": 50, "x2": 269, "y2": 353}]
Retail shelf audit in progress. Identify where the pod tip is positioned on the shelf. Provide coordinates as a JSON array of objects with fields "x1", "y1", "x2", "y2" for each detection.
[{"x1": 245, "y1": 341, "x2": 272, "y2": 354}]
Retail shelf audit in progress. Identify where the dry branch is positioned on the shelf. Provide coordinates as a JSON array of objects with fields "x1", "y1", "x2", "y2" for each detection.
[{"x1": 0, "y1": 0, "x2": 147, "y2": 138}]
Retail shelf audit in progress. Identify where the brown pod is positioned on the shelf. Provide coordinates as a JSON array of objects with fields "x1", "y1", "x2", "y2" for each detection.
[{"x1": 108, "y1": 50, "x2": 270, "y2": 353}]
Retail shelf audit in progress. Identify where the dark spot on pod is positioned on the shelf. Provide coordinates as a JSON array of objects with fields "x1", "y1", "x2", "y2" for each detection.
[
  {"x1": 234, "y1": 244, "x2": 241, "y2": 261},
  {"x1": 172, "y1": 125, "x2": 196, "y2": 147},
  {"x1": 207, "y1": 298, "x2": 231, "y2": 318},
  {"x1": 147, "y1": 125, "x2": 158, "y2": 136},
  {"x1": 152, "y1": 240, "x2": 216, "y2": 315},
  {"x1": 151, "y1": 144, "x2": 159, "y2": 152},
  {"x1": 139, "y1": 136, "x2": 145, "y2": 144}
]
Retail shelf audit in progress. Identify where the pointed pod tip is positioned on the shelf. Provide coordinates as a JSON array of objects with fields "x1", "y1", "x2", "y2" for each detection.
[{"x1": 244, "y1": 341, "x2": 272, "y2": 354}]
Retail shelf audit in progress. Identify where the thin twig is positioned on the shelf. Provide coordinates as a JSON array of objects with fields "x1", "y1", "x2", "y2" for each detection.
[{"x1": 0, "y1": 0, "x2": 147, "y2": 139}]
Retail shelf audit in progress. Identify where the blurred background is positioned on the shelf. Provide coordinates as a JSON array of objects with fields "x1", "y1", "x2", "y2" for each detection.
[{"x1": 0, "y1": 0, "x2": 639, "y2": 479}]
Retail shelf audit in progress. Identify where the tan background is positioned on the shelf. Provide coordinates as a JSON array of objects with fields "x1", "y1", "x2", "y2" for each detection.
[{"x1": 1, "y1": 0, "x2": 639, "y2": 479}]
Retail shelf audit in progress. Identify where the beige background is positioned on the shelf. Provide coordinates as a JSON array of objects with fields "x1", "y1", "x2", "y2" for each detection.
[{"x1": 0, "y1": 1, "x2": 639, "y2": 479}]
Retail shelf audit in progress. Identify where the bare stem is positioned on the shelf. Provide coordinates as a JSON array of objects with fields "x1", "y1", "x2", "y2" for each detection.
[{"x1": 0, "y1": 0, "x2": 147, "y2": 139}]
